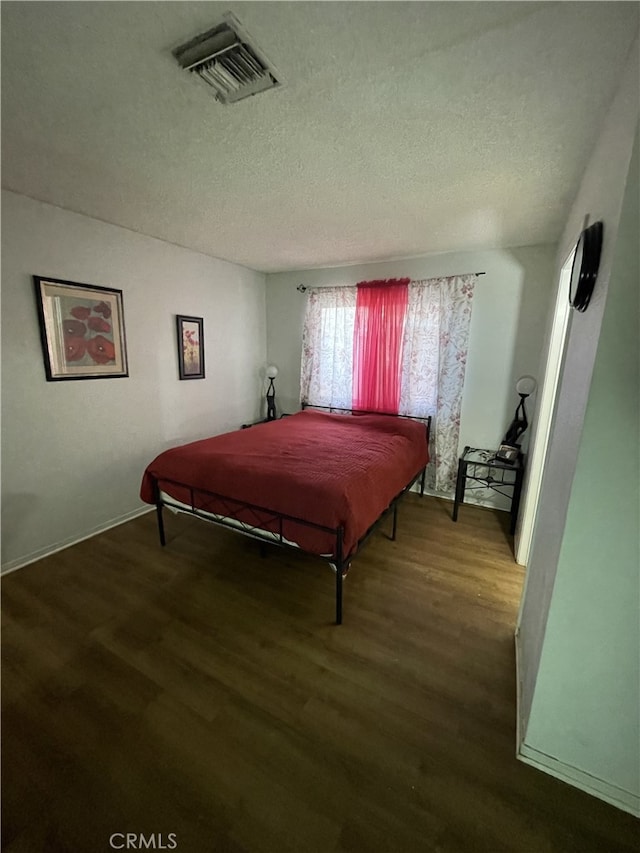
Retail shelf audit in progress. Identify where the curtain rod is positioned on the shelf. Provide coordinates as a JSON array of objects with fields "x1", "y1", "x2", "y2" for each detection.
[{"x1": 296, "y1": 272, "x2": 485, "y2": 293}]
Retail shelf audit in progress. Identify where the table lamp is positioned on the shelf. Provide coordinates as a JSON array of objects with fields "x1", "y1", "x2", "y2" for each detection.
[
  {"x1": 266, "y1": 365, "x2": 278, "y2": 420},
  {"x1": 501, "y1": 375, "x2": 537, "y2": 449}
]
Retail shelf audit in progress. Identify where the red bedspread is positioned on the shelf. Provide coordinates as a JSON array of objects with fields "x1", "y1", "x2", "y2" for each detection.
[{"x1": 140, "y1": 410, "x2": 428, "y2": 559}]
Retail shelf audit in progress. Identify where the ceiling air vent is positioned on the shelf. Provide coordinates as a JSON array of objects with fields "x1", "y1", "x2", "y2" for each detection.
[{"x1": 173, "y1": 13, "x2": 281, "y2": 105}]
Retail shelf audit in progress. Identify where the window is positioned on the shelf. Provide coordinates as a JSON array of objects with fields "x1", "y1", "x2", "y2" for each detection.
[{"x1": 301, "y1": 276, "x2": 476, "y2": 494}]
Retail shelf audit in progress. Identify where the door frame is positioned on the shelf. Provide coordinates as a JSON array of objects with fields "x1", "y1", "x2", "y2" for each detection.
[{"x1": 515, "y1": 248, "x2": 575, "y2": 567}]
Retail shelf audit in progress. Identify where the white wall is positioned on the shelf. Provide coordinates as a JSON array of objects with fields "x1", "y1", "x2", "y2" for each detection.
[
  {"x1": 1, "y1": 191, "x2": 267, "y2": 572},
  {"x1": 524, "y1": 126, "x2": 639, "y2": 812},
  {"x1": 517, "y1": 42, "x2": 639, "y2": 734},
  {"x1": 516, "y1": 37, "x2": 639, "y2": 814},
  {"x1": 266, "y1": 245, "x2": 555, "y2": 506}
]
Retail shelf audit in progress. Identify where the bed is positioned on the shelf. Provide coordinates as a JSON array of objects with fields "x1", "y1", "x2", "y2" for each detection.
[{"x1": 140, "y1": 408, "x2": 430, "y2": 623}]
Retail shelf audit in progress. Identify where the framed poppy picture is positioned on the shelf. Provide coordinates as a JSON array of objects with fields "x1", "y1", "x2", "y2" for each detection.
[
  {"x1": 176, "y1": 315, "x2": 205, "y2": 380},
  {"x1": 34, "y1": 276, "x2": 129, "y2": 381}
]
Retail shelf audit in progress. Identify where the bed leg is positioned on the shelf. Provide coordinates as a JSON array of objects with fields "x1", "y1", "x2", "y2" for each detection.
[
  {"x1": 156, "y1": 503, "x2": 166, "y2": 547},
  {"x1": 335, "y1": 528, "x2": 344, "y2": 625},
  {"x1": 391, "y1": 502, "x2": 398, "y2": 541},
  {"x1": 420, "y1": 467, "x2": 426, "y2": 497},
  {"x1": 336, "y1": 567, "x2": 343, "y2": 625}
]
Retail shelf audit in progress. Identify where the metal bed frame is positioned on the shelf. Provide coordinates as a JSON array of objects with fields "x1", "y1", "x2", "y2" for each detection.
[{"x1": 152, "y1": 407, "x2": 431, "y2": 624}]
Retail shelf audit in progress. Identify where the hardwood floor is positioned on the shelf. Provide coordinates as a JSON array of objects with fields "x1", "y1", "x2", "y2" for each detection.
[{"x1": 2, "y1": 496, "x2": 637, "y2": 852}]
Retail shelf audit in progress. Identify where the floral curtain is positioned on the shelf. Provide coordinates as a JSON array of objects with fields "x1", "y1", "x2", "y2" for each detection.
[
  {"x1": 300, "y1": 274, "x2": 475, "y2": 495},
  {"x1": 399, "y1": 275, "x2": 475, "y2": 493},
  {"x1": 300, "y1": 286, "x2": 356, "y2": 410}
]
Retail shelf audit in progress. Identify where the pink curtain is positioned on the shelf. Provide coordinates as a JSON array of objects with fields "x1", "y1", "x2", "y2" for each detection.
[{"x1": 352, "y1": 279, "x2": 409, "y2": 413}]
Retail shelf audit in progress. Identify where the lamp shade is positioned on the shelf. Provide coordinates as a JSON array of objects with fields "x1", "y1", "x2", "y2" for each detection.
[
  {"x1": 516, "y1": 375, "x2": 537, "y2": 397},
  {"x1": 266, "y1": 365, "x2": 278, "y2": 379}
]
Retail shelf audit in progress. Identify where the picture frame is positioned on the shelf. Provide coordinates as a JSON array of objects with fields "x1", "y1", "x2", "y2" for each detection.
[
  {"x1": 176, "y1": 315, "x2": 205, "y2": 380},
  {"x1": 34, "y1": 276, "x2": 129, "y2": 381}
]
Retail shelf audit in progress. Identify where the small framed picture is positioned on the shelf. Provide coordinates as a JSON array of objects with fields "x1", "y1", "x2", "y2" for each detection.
[
  {"x1": 176, "y1": 315, "x2": 205, "y2": 380},
  {"x1": 34, "y1": 276, "x2": 128, "y2": 381}
]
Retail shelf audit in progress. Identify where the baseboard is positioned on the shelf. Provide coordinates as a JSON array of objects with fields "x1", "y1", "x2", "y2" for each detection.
[
  {"x1": 515, "y1": 628, "x2": 638, "y2": 817},
  {"x1": 514, "y1": 627, "x2": 525, "y2": 753},
  {"x1": 518, "y1": 743, "x2": 640, "y2": 818},
  {"x1": 1, "y1": 506, "x2": 154, "y2": 576},
  {"x1": 409, "y1": 483, "x2": 453, "y2": 499},
  {"x1": 409, "y1": 484, "x2": 512, "y2": 517}
]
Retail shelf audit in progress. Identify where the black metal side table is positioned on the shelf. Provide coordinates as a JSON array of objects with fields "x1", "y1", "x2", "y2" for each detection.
[{"x1": 452, "y1": 446, "x2": 525, "y2": 535}]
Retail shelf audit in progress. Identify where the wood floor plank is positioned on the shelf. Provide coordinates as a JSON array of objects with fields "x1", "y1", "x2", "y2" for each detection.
[{"x1": 2, "y1": 497, "x2": 638, "y2": 852}]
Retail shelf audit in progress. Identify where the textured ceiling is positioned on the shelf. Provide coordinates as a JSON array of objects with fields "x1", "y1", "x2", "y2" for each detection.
[{"x1": 1, "y1": 2, "x2": 638, "y2": 272}]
